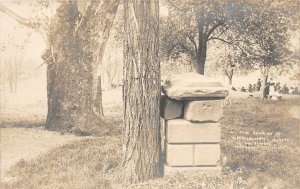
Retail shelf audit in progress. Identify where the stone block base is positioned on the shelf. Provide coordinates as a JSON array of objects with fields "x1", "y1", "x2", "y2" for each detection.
[
  {"x1": 166, "y1": 143, "x2": 220, "y2": 166},
  {"x1": 166, "y1": 119, "x2": 220, "y2": 143}
]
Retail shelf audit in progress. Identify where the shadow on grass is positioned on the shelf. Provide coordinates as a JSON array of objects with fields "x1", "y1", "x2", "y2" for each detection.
[
  {"x1": 1, "y1": 98, "x2": 300, "y2": 188},
  {"x1": 0, "y1": 120, "x2": 45, "y2": 128}
]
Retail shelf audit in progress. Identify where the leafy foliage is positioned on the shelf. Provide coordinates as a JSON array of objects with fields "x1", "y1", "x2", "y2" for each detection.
[{"x1": 160, "y1": 0, "x2": 299, "y2": 75}]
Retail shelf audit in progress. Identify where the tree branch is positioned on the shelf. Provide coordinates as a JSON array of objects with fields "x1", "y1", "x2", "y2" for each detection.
[
  {"x1": 165, "y1": 0, "x2": 185, "y2": 12},
  {"x1": 0, "y1": 3, "x2": 36, "y2": 29},
  {"x1": 187, "y1": 34, "x2": 198, "y2": 55},
  {"x1": 179, "y1": 43, "x2": 195, "y2": 60},
  {"x1": 179, "y1": 56, "x2": 191, "y2": 63},
  {"x1": 224, "y1": 70, "x2": 230, "y2": 78},
  {"x1": 206, "y1": 21, "x2": 224, "y2": 39},
  {"x1": 208, "y1": 37, "x2": 245, "y2": 53},
  {"x1": 215, "y1": 25, "x2": 229, "y2": 39}
]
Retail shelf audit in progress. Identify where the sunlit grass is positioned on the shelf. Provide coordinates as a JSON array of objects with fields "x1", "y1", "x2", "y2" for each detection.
[{"x1": 1, "y1": 97, "x2": 299, "y2": 188}]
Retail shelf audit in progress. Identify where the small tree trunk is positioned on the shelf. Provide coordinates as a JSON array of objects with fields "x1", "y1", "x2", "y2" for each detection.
[
  {"x1": 263, "y1": 75, "x2": 268, "y2": 88},
  {"x1": 88, "y1": 0, "x2": 120, "y2": 116},
  {"x1": 8, "y1": 63, "x2": 13, "y2": 93},
  {"x1": 228, "y1": 76, "x2": 233, "y2": 85},
  {"x1": 8, "y1": 75, "x2": 13, "y2": 93},
  {"x1": 122, "y1": 0, "x2": 161, "y2": 183},
  {"x1": 14, "y1": 77, "x2": 17, "y2": 93},
  {"x1": 262, "y1": 74, "x2": 268, "y2": 97},
  {"x1": 14, "y1": 47, "x2": 18, "y2": 93},
  {"x1": 261, "y1": 66, "x2": 269, "y2": 97},
  {"x1": 14, "y1": 70, "x2": 17, "y2": 93},
  {"x1": 225, "y1": 75, "x2": 232, "y2": 86},
  {"x1": 106, "y1": 71, "x2": 112, "y2": 91},
  {"x1": 225, "y1": 69, "x2": 234, "y2": 86},
  {"x1": 95, "y1": 75, "x2": 104, "y2": 117}
]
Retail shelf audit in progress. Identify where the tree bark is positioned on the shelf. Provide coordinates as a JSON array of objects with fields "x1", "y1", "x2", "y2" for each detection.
[
  {"x1": 122, "y1": 0, "x2": 161, "y2": 183},
  {"x1": 262, "y1": 74, "x2": 268, "y2": 97},
  {"x1": 196, "y1": 50, "x2": 206, "y2": 75},
  {"x1": 45, "y1": 1, "x2": 119, "y2": 132},
  {"x1": 196, "y1": 19, "x2": 207, "y2": 75},
  {"x1": 45, "y1": 2, "x2": 96, "y2": 132},
  {"x1": 1, "y1": 1, "x2": 119, "y2": 131},
  {"x1": 261, "y1": 65, "x2": 269, "y2": 97},
  {"x1": 95, "y1": 76, "x2": 104, "y2": 117}
]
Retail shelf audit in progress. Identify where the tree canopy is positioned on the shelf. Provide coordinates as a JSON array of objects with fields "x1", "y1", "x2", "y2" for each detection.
[{"x1": 160, "y1": 0, "x2": 299, "y2": 75}]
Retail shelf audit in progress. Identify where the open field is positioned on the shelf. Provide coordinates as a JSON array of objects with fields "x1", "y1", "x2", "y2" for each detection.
[{"x1": 1, "y1": 90, "x2": 299, "y2": 188}]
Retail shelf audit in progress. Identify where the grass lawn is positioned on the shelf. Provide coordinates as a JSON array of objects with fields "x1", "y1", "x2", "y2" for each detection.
[{"x1": 1, "y1": 97, "x2": 299, "y2": 189}]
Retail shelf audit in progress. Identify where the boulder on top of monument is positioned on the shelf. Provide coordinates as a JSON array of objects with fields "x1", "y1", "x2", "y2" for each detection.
[{"x1": 161, "y1": 73, "x2": 229, "y2": 100}]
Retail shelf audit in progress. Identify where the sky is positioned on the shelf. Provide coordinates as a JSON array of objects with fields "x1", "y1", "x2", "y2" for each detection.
[{"x1": 0, "y1": 1, "x2": 50, "y2": 62}]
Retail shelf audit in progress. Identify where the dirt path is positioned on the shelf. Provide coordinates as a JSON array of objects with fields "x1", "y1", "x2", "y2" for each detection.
[{"x1": 0, "y1": 127, "x2": 88, "y2": 182}]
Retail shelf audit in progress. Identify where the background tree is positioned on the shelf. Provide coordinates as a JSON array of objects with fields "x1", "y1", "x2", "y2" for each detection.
[
  {"x1": 235, "y1": 0, "x2": 297, "y2": 90},
  {"x1": 0, "y1": 1, "x2": 119, "y2": 131},
  {"x1": 102, "y1": 52, "x2": 119, "y2": 91},
  {"x1": 209, "y1": 43, "x2": 253, "y2": 86},
  {"x1": 160, "y1": 0, "x2": 246, "y2": 74},
  {"x1": 0, "y1": 28, "x2": 32, "y2": 93},
  {"x1": 44, "y1": 0, "x2": 119, "y2": 131},
  {"x1": 160, "y1": 0, "x2": 298, "y2": 76},
  {"x1": 122, "y1": 0, "x2": 161, "y2": 183}
]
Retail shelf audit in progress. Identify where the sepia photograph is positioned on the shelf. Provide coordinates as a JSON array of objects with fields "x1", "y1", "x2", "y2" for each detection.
[{"x1": 0, "y1": 0, "x2": 299, "y2": 188}]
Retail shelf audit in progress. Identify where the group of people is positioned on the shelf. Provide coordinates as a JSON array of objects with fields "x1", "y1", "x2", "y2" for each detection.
[
  {"x1": 246, "y1": 79, "x2": 263, "y2": 93},
  {"x1": 238, "y1": 79, "x2": 299, "y2": 98}
]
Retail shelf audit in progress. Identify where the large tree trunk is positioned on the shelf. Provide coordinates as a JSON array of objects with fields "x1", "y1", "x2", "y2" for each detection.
[
  {"x1": 45, "y1": 2, "x2": 95, "y2": 132},
  {"x1": 122, "y1": 0, "x2": 161, "y2": 183},
  {"x1": 45, "y1": 1, "x2": 119, "y2": 132},
  {"x1": 196, "y1": 52, "x2": 206, "y2": 75}
]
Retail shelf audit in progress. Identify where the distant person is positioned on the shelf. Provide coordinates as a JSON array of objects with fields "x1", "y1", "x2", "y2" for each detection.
[
  {"x1": 263, "y1": 83, "x2": 270, "y2": 99},
  {"x1": 241, "y1": 86, "x2": 246, "y2": 92},
  {"x1": 275, "y1": 82, "x2": 281, "y2": 91},
  {"x1": 292, "y1": 87, "x2": 299, "y2": 95},
  {"x1": 282, "y1": 84, "x2": 289, "y2": 94},
  {"x1": 253, "y1": 84, "x2": 257, "y2": 92},
  {"x1": 248, "y1": 84, "x2": 253, "y2": 92},
  {"x1": 269, "y1": 83, "x2": 276, "y2": 98},
  {"x1": 257, "y1": 79, "x2": 262, "y2": 91}
]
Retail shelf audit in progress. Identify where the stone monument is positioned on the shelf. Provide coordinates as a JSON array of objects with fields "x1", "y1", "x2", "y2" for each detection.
[{"x1": 160, "y1": 73, "x2": 229, "y2": 175}]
